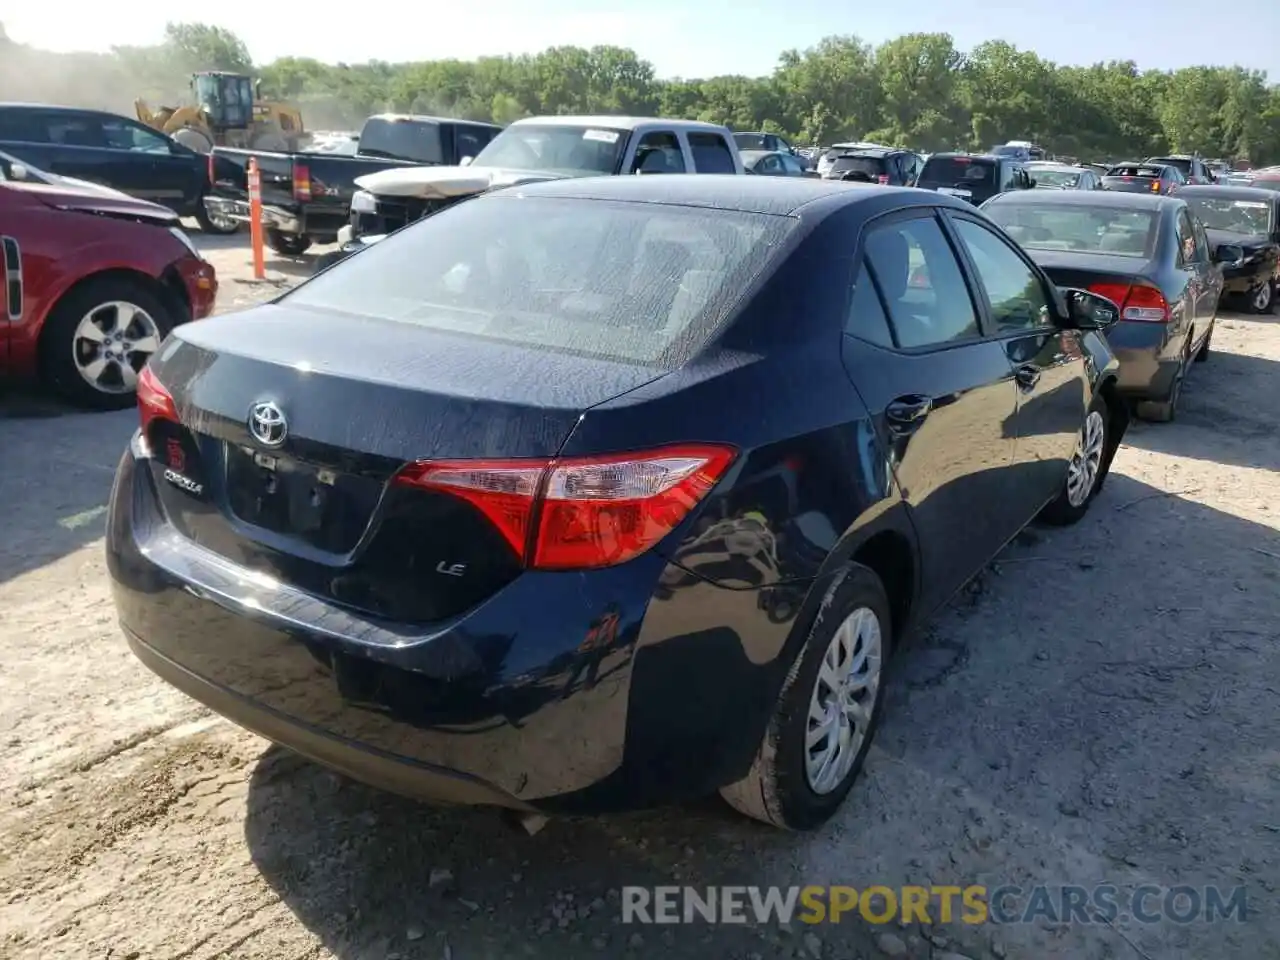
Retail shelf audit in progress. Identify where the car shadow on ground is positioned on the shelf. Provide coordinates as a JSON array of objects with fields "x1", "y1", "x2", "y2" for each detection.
[
  {"x1": 242, "y1": 470, "x2": 1280, "y2": 960},
  {"x1": 0, "y1": 395, "x2": 133, "y2": 584},
  {"x1": 1125, "y1": 347, "x2": 1279, "y2": 471},
  {"x1": 263, "y1": 252, "x2": 322, "y2": 280}
]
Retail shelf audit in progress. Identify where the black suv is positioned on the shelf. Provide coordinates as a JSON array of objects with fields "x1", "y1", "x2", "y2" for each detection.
[
  {"x1": 1145, "y1": 155, "x2": 1214, "y2": 185},
  {"x1": 915, "y1": 153, "x2": 1035, "y2": 205},
  {"x1": 822, "y1": 147, "x2": 921, "y2": 185}
]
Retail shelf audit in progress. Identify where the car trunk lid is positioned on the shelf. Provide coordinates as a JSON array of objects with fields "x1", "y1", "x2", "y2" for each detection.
[{"x1": 141, "y1": 302, "x2": 668, "y2": 623}]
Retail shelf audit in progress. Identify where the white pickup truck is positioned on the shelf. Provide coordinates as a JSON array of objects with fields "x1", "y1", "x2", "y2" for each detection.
[{"x1": 333, "y1": 115, "x2": 747, "y2": 255}]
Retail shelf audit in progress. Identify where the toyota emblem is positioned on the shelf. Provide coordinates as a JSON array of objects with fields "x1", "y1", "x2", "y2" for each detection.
[{"x1": 248, "y1": 401, "x2": 288, "y2": 447}]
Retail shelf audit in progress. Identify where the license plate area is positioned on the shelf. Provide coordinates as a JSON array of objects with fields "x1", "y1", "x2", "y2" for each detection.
[{"x1": 224, "y1": 444, "x2": 380, "y2": 553}]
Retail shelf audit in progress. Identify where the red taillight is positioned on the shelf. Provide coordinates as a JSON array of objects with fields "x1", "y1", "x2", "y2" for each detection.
[
  {"x1": 293, "y1": 163, "x2": 311, "y2": 202},
  {"x1": 877, "y1": 174, "x2": 889, "y2": 185},
  {"x1": 137, "y1": 365, "x2": 179, "y2": 431},
  {"x1": 1087, "y1": 282, "x2": 1169, "y2": 323},
  {"x1": 395, "y1": 443, "x2": 737, "y2": 570},
  {"x1": 1151, "y1": 179, "x2": 1161, "y2": 193}
]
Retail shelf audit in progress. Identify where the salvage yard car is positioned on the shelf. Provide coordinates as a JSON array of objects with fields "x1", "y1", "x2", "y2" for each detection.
[
  {"x1": 1176, "y1": 184, "x2": 1280, "y2": 313},
  {"x1": 205, "y1": 113, "x2": 503, "y2": 254},
  {"x1": 338, "y1": 116, "x2": 746, "y2": 249},
  {"x1": 1025, "y1": 161, "x2": 1102, "y2": 190},
  {"x1": 0, "y1": 102, "x2": 239, "y2": 234},
  {"x1": 914, "y1": 152, "x2": 1035, "y2": 205},
  {"x1": 1101, "y1": 162, "x2": 1185, "y2": 195},
  {"x1": 981, "y1": 189, "x2": 1230, "y2": 422},
  {"x1": 0, "y1": 167, "x2": 216, "y2": 408},
  {"x1": 108, "y1": 176, "x2": 1127, "y2": 831}
]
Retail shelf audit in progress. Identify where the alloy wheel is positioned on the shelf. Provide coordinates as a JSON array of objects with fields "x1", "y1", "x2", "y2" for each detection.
[
  {"x1": 1066, "y1": 410, "x2": 1106, "y2": 507},
  {"x1": 804, "y1": 606, "x2": 883, "y2": 795},
  {"x1": 1254, "y1": 282, "x2": 1273, "y2": 313},
  {"x1": 73, "y1": 301, "x2": 162, "y2": 394}
]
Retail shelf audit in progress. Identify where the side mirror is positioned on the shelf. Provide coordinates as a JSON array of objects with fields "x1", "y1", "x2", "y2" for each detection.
[
  {"x1": 1213, "y1": 243, "x2": 1245, "y2": 268},
  {"x1": 3, "y1": 236, "x2": 22, "y2": 321},
  {"x1": 1059, "y1": 287, "x2": 1119, "y2": 331},
  {"x1": 9, "y1": 163, "x2": 28, "y2": 181},
  {"x1": 459, "y1": 156, "x2": 473, "y2": 167},
  {"x1": 1027, "y1": 178, "x2": 1037, "y2": 188}
]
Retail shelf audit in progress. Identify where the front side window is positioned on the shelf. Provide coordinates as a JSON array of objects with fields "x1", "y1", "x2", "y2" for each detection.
[
  {"x1": 952, "y1": 218, "x2": 1053, "y2": 332},
  {"x1": 472, "y1": 124, "x2": 626, "y2": 176},
  {"x1": 862, "y1": 215, "x2": 980, "y2": 348},
  {"x1": 102, "y1": 119, "x2": 171, "y2": 154},
  {"x1": 282, "y1": 195, "x2": 794, "y2": 367}
]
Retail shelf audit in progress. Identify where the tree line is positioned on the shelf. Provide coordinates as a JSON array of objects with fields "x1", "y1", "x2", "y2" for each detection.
[{"x1": 3, "y1": 21, "x2": 1279, "y2": 164}]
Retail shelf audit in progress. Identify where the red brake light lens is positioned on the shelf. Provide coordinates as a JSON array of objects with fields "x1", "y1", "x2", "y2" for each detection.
[
  {"x1": 877, "y1": 174, "x2": 890, "y2": 185},
  {"x1": 293, "y1": 163, "x2": 312, "y2": 202},
  {"x1": 1087, "y1": 282, "x2": 1169, "y2": 323},
  {"x1": 137, "y1": 365, "x2": 179, "y2": 432},
  {"x1": 395, "y1": 443, "x2": 737, "y2": 571}
]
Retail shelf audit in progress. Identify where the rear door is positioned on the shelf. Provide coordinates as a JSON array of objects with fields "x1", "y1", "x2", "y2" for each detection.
[
  {"x1": 838, "y1": 207, "x2": 1022, "y2": 608},
  {"x1": 945, "y1": 212, "x2": 1086, "y2": 519}
]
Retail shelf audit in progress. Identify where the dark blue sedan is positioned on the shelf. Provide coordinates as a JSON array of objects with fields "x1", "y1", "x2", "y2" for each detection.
[{"x1": 107, "y1": 175, "x2": 1127, "y2": 831}]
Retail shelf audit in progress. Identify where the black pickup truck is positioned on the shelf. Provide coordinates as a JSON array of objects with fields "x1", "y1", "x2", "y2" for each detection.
[
  {"x1": 204, "y1": 114, "x2": 502, "y2": 254},
  {"x1": 0, "y1": 101, "x2": 240, "y2": 234}
]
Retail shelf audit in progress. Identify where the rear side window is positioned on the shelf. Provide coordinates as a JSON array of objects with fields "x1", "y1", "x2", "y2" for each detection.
[
  {"x1": 283, "y1": 195, "x2": 795, "y2": 367},
  {"x1": 454, "y1": 124, "x2": 498, "y2": 161},
  {"x1": 919, "y1": 158, "x2": 995, "y2": 187},
  {"x1": 1108, "y1": 165, "x2": 1165, "y2": 178},
  {"x1": 862, "y1": 216, "x2": 980, "y2": 348},
  {"x1": 632, "y1": 132, "x2": 686, "y2": 174},
  {"x1": 688, "y1": 133, "x2": 737, "y2": 174},
  {"x1": 0, "y1": 111, "x2": 50, "y2": 143},
  {"x1": 845, "y1": 259, "x2": 895, "y2": 348}
]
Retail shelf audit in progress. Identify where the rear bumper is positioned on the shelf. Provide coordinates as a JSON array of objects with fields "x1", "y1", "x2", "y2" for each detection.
[
  {"x1": 106, "y1": 439, "x2": 792, "y2": 814},
  {"x1": 1106, "y1": 320, "x2": 1182, "y2": 400}
]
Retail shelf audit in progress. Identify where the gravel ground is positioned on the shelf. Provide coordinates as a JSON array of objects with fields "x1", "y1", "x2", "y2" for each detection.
[{"x1": 2, "y1": 230, "x2": 1278, "y2": 960}]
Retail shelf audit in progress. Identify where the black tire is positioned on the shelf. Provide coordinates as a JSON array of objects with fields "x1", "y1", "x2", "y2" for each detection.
[
  {"x1": 1195, "y1": 323, "x2": 1212, "y2": 362},
  {"x1": 1040, "y1": 392, "x2": 1111, "y2": 526},
  {"x1": 39, "y1": 276, "x2": 177, "y2": 411},
  {"x1": 1250, "y1": 279, "x2": 1274, "y2": 314},
  {"x1": 265, "y1": 229, "x2": 312, "y2": 256},
  {"x1": 720, "y1": 564, "x2": 892, "y2": 830},
  {"x1": 194, "y1": 197, "x2": 240, "y2": 235}
]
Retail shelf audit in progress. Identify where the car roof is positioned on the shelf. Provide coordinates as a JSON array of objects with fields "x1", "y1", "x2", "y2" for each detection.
[
  {"x1": 510, "y1": 115, "x2": 729, "y2": 133},
  {"x1": 739, "y1": 149, "x2": 787, "y2": 160},
  {"x1": 0, "y1": 101, "x2": 115, "y2": 115},
  {"x1": 1108, "y1": 161, "x2": 1168, "y2": 170},
  {"x1": 498, "y1": 174, "x2": 967, "y2": 218},
  {"x1": 985, "y1": 189, "x2": 1175, "y2": 210},
  {"x1": 1175, "y1": 184, "x2": 1279, "y2": 201},
  {"x1": 366, "y1": 114, "x2": 502, "y2": 129},
  {"x1": 1027, "y1": 163, "x2": 1086, "y2": 172},
  {"x1": 928, "y1": 152, "x2": 1001, "y2": 162}
]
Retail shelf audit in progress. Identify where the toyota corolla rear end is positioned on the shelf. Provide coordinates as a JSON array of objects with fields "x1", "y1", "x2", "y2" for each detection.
[{"x1": 106, "y1": 185, "x2": 799, "y2": 815}]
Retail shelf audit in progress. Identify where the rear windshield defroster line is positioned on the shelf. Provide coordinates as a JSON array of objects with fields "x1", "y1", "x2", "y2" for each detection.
[{"x1": 281, "y1": 195, "x2": 797, "y2": 368}]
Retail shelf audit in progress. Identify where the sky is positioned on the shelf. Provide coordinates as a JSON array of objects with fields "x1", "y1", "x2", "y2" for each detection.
[{"x1": 3, "y1": 0, "x2": 1277, "y2": 80}]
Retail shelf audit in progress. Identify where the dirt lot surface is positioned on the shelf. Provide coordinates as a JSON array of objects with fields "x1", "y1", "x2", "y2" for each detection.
[{"x1": 2, "y1": 230, "x2": 1278, "y2": 960}]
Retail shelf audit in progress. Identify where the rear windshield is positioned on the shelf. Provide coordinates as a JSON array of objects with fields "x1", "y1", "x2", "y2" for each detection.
[
  {"x1": 1182, "y1": 196, "x2": 1274, "y2": 234},
  {"x1": 827, "y1": 155, "x2": 886, "y2": 180},
  {"x1": 991, "y1": 146, "x2": 1024, "y2": 157},
  {"x1": 472, "y1": 124, "x2": 628, "y2": 176},
  {"x1": 1108, "y1": 165, "x2": 1165, "y2": 178},
  {"x1": 282, "y1": 195, "x2": 794, "y2": 367},
  {"x1": 1149, "y1": 157, "x2": 1192, "y2": 174},
  {"x1": 358, "y1": 119, "x2": 444, "y2": 164},
  {"x1": 1031, "y1": 168, "x2": 1081, "y2": 188},
  {"x1": 984, "y1": 202, "x2": 1159, "y2": 258},
  {"x1": 918, "y1": 157, "x2": 995, "y2": 186}
]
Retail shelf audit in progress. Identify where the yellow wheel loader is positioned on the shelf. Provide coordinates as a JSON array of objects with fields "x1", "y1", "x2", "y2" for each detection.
[{"x1": 135, "y1": 71, "x2": 309, "y2": 154}]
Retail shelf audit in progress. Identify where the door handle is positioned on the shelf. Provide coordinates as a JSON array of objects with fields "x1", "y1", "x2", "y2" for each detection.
[
  {"x1": 1014, "y1": 364, "x2": 1041, "y2": 389},
  {"x1": 886, "y1": 395, "x2": 933, "y2": 432}
]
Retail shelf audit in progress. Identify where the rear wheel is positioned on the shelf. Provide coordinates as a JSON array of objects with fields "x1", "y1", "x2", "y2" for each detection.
[
  {"x1": 1251, "y1": 280, "x2": 1274, "y2": 314},
  {"x1": 39, "y1": 277, "x2": 175, "y2": 410},
  {"x1": 265, "y1": 229, "x2": 312, "y2": 256},
  {"x1": 194, "y1": 196, "x2": 240, "y2": 235},
  {"x1": 1135, "y1": 338, "x2": 1190, "y2": 423},
  {"x1": 720, "y1": 565, "x2": 891, "y2": 830},
  {"x1": 1040, "y1": 394, "x2": 1110, "y2": 526},
  {"x1": 172, "y1": 126, "x2": 213, "y2": 154}
]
